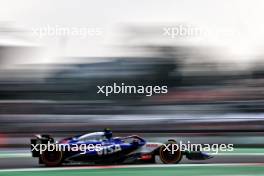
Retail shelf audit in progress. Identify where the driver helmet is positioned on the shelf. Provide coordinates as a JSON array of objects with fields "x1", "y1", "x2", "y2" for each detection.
[{"x1": 104, "y1": 128, "x2": 112, "y2": 139}]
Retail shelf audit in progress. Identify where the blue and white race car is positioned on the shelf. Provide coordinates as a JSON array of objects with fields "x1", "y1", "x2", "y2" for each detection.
[{"x1": 30, "y1": 129, "x2": 212, "y2": 166}]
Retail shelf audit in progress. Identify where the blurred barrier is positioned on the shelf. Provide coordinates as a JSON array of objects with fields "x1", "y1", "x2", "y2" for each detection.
[{"x1": 0, "y1": 113, "x2": 264, "y2": 133}]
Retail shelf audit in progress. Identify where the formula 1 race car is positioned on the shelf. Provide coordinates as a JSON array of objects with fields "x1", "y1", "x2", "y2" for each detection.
[{"x1": 30, "y1": 129, "x2": 212, "y2": 166}]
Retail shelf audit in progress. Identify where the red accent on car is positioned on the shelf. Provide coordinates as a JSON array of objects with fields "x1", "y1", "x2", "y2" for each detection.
[
  {"x1": 60, "y1": 139, "x2": 69, "y2": 144},
  {"x1": 146, "y1": 144, "x2": 159, "y2": 148},
  {"x1": 140, "y1": 154, "x2": 152, "y2": 160}
]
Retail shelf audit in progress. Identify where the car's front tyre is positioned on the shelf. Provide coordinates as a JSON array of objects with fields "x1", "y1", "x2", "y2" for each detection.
[{"x1": 159, "y1": 140, "x2": 182, "y2": 164}]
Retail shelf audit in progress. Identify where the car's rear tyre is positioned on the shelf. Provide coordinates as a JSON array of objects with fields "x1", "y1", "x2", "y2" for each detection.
[
  {"x1": 41, "y1": 150, "x2": 63, "y2": 167},
  {"x1": 159, "y1": 140, "x2": 182, "y2": 164}
]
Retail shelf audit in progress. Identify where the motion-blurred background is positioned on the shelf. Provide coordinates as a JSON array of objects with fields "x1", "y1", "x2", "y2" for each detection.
[{"x1": 0, "y1": 0, "x2": 264, "y2": 148}]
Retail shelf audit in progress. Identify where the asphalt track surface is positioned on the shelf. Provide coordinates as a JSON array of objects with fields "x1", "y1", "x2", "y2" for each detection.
[
  {"x1": 0, "y1": 155, "x2": 264, "y2": 169},
  {"x1": 0, "y1": 162, "x2": 264, "y2": 176},
  {"x1": 0, "y1": 150, "x2": 264, "y2": 176}
]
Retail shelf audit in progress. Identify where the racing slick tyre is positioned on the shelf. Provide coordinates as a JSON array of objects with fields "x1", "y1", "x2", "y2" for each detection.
[
  {"x1": 41, "y1": 150, "x2": 63, "y2": 167},
  {"x1": 159, "y1": 140, "x2": 182, "y2": 164}
]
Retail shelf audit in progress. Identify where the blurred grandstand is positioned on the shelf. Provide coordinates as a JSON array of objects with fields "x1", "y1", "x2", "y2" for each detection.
[{"x1": 0, "y1": 24, "x2": 264, "y2": 147}]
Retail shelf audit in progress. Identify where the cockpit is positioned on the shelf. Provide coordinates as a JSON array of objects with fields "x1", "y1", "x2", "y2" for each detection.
[{"x1": 76, "y1": 132, "x2": 107, "y2": 142}]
